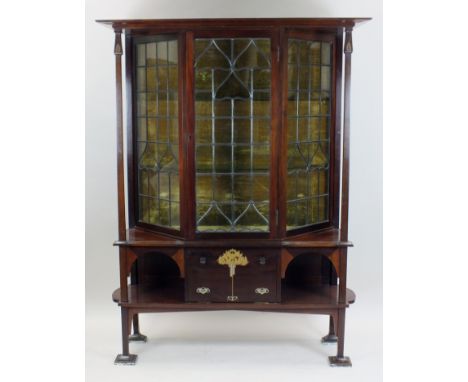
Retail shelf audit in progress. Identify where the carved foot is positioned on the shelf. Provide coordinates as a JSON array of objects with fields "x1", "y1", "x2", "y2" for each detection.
[
  {"x1": 129, "y1": 333, "x2": 147, "y2": 342},
  {"x1": 328, "y1": 356, "x2": 352, "y2": 367},
  {"x1": 114, "y1": 354, "x2": 137, "y2": 365}
]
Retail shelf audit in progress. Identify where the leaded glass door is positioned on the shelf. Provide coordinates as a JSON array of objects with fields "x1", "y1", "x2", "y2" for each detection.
[
  {"x1": 134, "y1": 35, "x2": 181, "y2": 231},
  {"x1": 193, "y1": 34, "x2": 274, "y2": 233},
  {"x1": 130, "y1": 30, "x2": 337, "y2": 238},
  {"x1": 285, "y1": 33, "x2": 335, "y2": 232}
]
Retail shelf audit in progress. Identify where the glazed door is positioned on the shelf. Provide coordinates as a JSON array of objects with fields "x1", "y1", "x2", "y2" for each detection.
[
  {"x1": 131, "y1": 34, "x2": 184, "y2": 235},
  {"x1": 281, "y1": 31, "x2": 338, "y2": 236},
  {"x1": 188, "y1": 30, "x2": 280, "y2": 237}
]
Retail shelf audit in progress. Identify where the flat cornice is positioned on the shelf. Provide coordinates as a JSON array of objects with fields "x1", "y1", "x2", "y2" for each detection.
[{"x1": 96, "y1": 18, "x2": 371, "y2": 31}]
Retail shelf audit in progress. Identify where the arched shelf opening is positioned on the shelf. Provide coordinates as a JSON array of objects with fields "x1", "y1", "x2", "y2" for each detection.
[
  {"x1": 131, "y1": 252, "x2": 181, "y2": 287},
  {"x1": 284, "y1": 253, "x2": 337, "y2": 290}
]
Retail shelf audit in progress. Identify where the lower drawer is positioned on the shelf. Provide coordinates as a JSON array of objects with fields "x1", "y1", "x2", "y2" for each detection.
[{"x1": 185, "y1": 248, "x2": 279, "y2": 303}]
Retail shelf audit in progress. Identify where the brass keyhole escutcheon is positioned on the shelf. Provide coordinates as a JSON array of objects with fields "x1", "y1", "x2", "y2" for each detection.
[{"x1": 217, "y1": 249, "x2": 249, "y2": 302}]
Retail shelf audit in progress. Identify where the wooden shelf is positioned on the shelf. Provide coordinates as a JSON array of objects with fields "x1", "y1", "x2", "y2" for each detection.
[
  {"x1": 112, "y1": 279, "x2": 355, "y2": 312},
  {"x1": 114, "y1": 227, "x2": 353, "y2": 249}
]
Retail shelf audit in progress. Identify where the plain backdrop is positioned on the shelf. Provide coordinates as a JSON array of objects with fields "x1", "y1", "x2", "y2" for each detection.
[{"x1": 85, "y1": 0, "x2": 382, "y2": 381}]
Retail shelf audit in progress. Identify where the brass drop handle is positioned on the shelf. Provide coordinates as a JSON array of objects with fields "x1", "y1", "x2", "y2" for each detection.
[
  {"x1": 255, "y1": 287, "x2": 269, "y2": 295},
  {"x1": 196, "y1": 287, "x2": 210, "y2": 295}
]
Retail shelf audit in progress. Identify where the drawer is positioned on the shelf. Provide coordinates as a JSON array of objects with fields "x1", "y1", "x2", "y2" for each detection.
[{"x1": 185, "y1": 248, "x2": 279, "y2": 303}]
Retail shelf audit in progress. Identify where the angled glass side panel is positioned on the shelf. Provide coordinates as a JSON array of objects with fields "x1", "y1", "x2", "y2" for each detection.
[
  {"x1": 194, "y1": 38, "x2": 271, "y2": 233},
  {"x1": 135, "y1": 36, "x2": 180, "y2": 229},
  {"x1": 286, "y1": 39, "x2": 332, "y2": 230}
]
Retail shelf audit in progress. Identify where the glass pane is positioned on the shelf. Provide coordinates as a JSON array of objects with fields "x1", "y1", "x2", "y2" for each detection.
[
  {"x1": 135, "y1": 37, "x2": 180, "y2": 229},
  {"x1": 194, "y1": 38, "x2": 271, "y2": 232},
  {"x1": 286, "y1": 39, "x2": 332, "y2": 230}
]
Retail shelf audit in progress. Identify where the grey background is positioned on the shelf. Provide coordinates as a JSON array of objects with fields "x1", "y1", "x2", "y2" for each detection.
[{"x1": 86, "y1": 0, "x2": 382, "y2": 380}]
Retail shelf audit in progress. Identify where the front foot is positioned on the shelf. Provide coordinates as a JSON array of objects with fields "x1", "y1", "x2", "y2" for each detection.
[
  {"x1": 328, "y1": 356, "x2": 352, "y2": 367},
  {"x1": 129, "y1": 333, "x2": 147, "y2": 342},
  {"x1": 321, "y1": 334, "x2": 338, "y2": 344},
  {"x1": 114, "y1": 354, "x2": 137, "y2": 365}
]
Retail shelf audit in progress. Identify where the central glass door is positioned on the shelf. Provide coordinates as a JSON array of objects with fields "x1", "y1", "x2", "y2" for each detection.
[{"x1": 193, "y1": 37, "x2": 272, "y2": 233}]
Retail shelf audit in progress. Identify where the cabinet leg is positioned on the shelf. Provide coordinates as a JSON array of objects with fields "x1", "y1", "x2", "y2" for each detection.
[
  {"x1": 114, "y1": 308, "x2": 137, "y2": 365},
  {"x1": 328, "y1": 309, "x2": 352, "y2": 367},
  {"x1": 321, "y1": 315, "x2": 338, "y2": 344},
  {"x1": 129, "y1": 313, "x2": 147, "y2": 342}
]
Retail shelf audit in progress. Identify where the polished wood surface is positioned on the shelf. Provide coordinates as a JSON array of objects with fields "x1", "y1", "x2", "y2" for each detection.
[
  {"x1": 97, "y1": 18, "x2": 371, "y2": 31},
  {"x1": 185, "y1": 249, "x2": 279, "y2": 303},
  {"x1": 340, "y1": 28, "x2": 353, "y2": 242},
  {"x1": 114, "y1": 227, "x2": 353, "y2": 248},
  {"x1": 112, "y1": 280, "x2": 355, "y2": 310},
  {"x1": 114, "y1": 30, "x2": 126, "y2": 241}
]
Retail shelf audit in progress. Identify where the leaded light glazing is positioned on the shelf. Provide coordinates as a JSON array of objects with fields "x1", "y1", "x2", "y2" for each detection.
[
  {"x1": 135, "y1": 37, "x2": 180, "y2": 229},
  {"x1": 194, "y1": 38, "x2": 271, "y2": 232},
  {"x1": 286, "y1": 39, "x2": 332, "y2": 229}
]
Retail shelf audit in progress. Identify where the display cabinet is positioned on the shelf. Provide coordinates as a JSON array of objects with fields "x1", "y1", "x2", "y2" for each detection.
[{"x1": 97, "y1": 17, "x2": 370, "y2": 367}]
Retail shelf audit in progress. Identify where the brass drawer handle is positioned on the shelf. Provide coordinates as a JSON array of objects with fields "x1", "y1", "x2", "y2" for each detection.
[
  {"x1": 196, "y1": 287, "x2": 211, "y2": 295},
  {"x1": 255, "y1": 287, "x2": 270, "y2": 295}
]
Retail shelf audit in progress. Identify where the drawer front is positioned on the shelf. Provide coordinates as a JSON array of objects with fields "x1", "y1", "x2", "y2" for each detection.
[{"x1": 185, "y1": 248, "x2": 279, "y2": 303}]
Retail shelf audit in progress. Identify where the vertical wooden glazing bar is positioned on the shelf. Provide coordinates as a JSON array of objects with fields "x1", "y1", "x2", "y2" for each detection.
[
  {"x1": 114, "y1": 28, "x2": 126, "y2": 241},
  {"x1": 278, "y1": 27, "x2": 287, "y2": 238},
  {"x1": 184, "y1": 31, "x2": 195, "y2": 239},
  {"x1": 340, "y1": 27, "x2": 353, "y2": 242},
  {"x1": 270, "y1": 29, "x2": 281, "y2": 238},
  {"x1": 332, "y1": 31, "x2": 344, "y2": 228},
  {"x1": 125, "y1": 33, "x2": 136, "y2": 228},
  {"x1": 178, "y1": 32, "x2": 187, "y2": 237}
]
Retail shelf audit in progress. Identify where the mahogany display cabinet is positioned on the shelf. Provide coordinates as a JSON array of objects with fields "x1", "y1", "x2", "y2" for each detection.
[{"x1": 97, "y1": 17, "x2": 370, "y2": 367}]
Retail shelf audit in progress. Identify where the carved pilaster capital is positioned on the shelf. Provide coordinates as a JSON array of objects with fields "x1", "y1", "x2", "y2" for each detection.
[
  {"x1": 344, "y1": 28, "x2": 353, "y2": 54},
  {"x1": 114, "y1": 29, "x2": 123, "y2": 56}
]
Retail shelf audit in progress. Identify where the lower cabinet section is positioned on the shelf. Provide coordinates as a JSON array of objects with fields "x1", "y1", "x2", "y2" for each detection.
[{"x1": 185, "y1": 248, "x2": 280, "y2": 303}]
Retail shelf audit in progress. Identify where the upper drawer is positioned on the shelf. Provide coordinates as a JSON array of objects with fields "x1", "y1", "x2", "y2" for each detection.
[{"x1": 185, "y1": 248, "x2": 279, "y2": 303}]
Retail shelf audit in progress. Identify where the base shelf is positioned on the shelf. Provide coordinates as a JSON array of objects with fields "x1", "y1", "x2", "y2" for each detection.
[{"x1": 112, "y1": 279, "x2": 355, "y2": 312}]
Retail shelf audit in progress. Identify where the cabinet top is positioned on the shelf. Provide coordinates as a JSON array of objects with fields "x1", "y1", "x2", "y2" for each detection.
[{"x1": 96, "y1": 18, "x2": 371, "y2": 31}]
